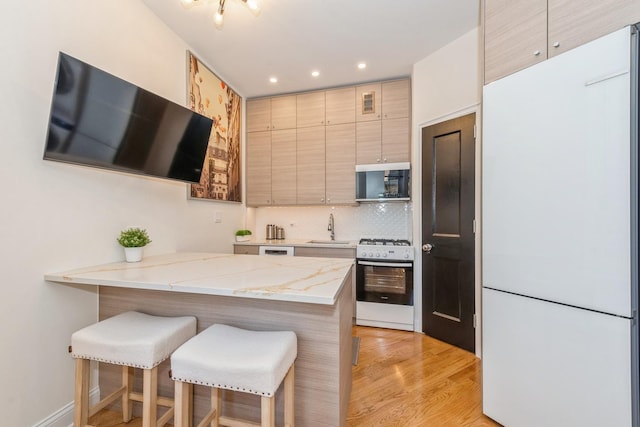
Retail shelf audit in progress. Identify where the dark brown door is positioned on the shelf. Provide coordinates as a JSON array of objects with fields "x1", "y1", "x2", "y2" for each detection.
[{"x1": 421, "y1": 113, "x2": 476, "y2": 353}]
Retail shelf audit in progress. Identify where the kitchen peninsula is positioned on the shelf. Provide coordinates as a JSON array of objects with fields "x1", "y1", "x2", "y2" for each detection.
[{"x1": 45, "y1": 252, "x2": 354, "y2": 427}]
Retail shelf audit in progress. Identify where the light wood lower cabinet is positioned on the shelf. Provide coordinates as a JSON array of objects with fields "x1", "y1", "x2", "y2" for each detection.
[{"x1": 233, "y1": 245, "x2": 260, "y2": 255}]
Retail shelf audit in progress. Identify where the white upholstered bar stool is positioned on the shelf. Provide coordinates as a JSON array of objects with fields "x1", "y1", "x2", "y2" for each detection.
[
  {"x1": 171, "y1": 324, "x2": 297, "y2": 427},
  {"x1": 70, "y1": 311, "x2": 197, "y2": 427}
]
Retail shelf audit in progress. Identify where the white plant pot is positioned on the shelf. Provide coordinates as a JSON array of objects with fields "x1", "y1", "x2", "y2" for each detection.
[
  {"x1": 235, "y1": 235, "x2": 252, "y2": 242},
  {"x1": 124, "y1": 247, "x2": 144, "y2": 263}
]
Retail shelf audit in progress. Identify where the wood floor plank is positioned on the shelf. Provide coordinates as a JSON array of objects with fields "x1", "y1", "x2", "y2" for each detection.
[{"x1": 90, "y1": 326, "x2": 500, "y2": 426}]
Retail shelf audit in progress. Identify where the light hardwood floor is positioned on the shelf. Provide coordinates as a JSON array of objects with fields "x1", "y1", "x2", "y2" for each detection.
[{"x1": 89, "y1": 326, "x2": 500, "y2": 426}]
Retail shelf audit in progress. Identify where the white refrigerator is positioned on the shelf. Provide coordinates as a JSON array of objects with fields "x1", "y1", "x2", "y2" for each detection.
[{"x1": 482, "y1": 26, "x2": 639, "y2": 427}]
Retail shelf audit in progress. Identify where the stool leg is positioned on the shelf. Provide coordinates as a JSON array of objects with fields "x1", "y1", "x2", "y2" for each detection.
[
  {"x1": 122, "y1": 366, "x2": 133, "y2": 422},
  {"x1": 142, "y1": 366, "x2": 158, "y2": 427},
  {"x1": 211, "y1": 387, "x2": 220, "y2": 427},
  {"x1": 174, "y1": 381, "x2": 191, "y2": 427},
  {"x1": 261, "y1": 396, "x2": 275, "y2": 427},
  {"x1": 284, "y1": 365, "x2": 295, "y2": 427},
  {"x1": 74, "y1": 358, "x2": 90, "y2": 427}
]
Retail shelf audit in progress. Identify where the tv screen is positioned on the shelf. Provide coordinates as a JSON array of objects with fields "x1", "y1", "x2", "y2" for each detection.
[{"x1": 43, "y1": 52, "x2": 214, "y2": 184}]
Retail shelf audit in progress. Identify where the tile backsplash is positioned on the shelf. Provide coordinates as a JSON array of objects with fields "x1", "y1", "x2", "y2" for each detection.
[{"x1": 250, "y1": 202, "x2": 413, "y2": 242}]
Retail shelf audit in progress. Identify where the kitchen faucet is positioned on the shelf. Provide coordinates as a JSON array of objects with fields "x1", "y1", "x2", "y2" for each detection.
[{"x1": 328, "y1": 213, "x2": 335, "y2": 241}]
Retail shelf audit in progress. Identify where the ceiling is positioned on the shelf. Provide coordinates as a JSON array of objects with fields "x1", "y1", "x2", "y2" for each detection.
[{"x1": 141, "y1": 0, "x2": 480, "y2": 98}]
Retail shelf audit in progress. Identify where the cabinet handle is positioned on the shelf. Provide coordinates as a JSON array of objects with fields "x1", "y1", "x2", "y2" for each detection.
[
  {"x1": 327, "y1": 120, "x2": 330, "y2": 124},
  {"x1": 321, "y1": 198, "x2": 325, "y2": 202},
  {"x1": 533, "y1": 50, "x2": 541, "y2": 56},
  {"x1": 327, "y1": 198, "x2": 331, "y2": 203},
  {"x1": 383, "y1": 158, "x2": 387, "y2": 162},
  {"x1": 376, "y1": 158, "x2": 381, "y2": 163},
  {"x1": 553, "y1": 42, "x2": 560, "y2": 48}
]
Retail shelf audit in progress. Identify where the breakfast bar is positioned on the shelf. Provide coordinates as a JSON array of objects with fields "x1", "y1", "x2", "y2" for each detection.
[{"x1": 45, "y1": 252, "x2": 354, "y2": 427}]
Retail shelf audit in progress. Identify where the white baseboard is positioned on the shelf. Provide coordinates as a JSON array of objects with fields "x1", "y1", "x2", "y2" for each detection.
[{"x1": 32, "y1": 386, "x2": 99, "y2": 427}]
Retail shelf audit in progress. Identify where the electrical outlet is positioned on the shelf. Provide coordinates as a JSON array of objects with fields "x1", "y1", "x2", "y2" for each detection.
[{"x1": 215, "y1": 212, "x2": 222, "y2": 223}]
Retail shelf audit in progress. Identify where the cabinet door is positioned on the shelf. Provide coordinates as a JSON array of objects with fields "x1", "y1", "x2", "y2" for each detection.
[
  {"x1": 326, "y1": 123, "x2": 356, "y2": 204},
  {"x1": 246, "y1": 98, "x2": 271, "y2": 132},
  {"x1": 356, "y1": 121, "x2": 382, "y2": 164},
  {"x1": 246, "y1": 131, "x2": 271, "y2": 206},
  {"x1": 548, "y1": 0, "x2": 636, "y2": 57},
  {"x1": 325, "y1": 87, "x2": 356, "y2": 125},
  {"x1": 271, "y1": 129, "x2": 297, "y2": 205},
  {"x1": 484, "y1": 0, "x2": 547, "y2": 84},
  {"x1": 381, "y1": 80, "x2": 410, "y2": 119},
  {"x1": 271, "y1": 95, "x2": 297, "y2": 130},
  {"x1": 297, "y1": 92, "x2": 325, "y2": 128},
  {"x1": 296, "y1": 126, "x2": 326, "y2": 204},
  {"x1": 356, "y1": 83, "x2": 382, "y2": 122},
  {"x1": 382, "y1": 118, "x2": 410, "y2": 163}
]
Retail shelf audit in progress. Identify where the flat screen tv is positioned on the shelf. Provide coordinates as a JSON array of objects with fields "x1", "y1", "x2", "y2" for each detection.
[{"x1": 43, "y1": 52, "x2": 214, "y2": 184}]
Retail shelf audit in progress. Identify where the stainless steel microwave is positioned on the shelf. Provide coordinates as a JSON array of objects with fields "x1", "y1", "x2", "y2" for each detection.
[{"x1": 355, "y1": 162, "x2": 411, "y2": 202}]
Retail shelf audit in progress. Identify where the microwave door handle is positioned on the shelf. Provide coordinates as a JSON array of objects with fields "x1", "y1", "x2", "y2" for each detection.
[{"x1": 358, "y1": 261, "x2": 413, "y2": 268}]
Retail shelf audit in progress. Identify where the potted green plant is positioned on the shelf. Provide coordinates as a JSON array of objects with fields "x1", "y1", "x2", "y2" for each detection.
[
  {"x1": 235, "y1": 229, "x2": 252, "y2": 242},
  {"x1": 117, "y1": 227, "x2": 152, "y2": 262}
]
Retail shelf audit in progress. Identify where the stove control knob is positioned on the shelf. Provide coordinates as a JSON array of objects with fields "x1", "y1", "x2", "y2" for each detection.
[
  {"x1": 383, "y1": 253, "x2": 388, "y2": 258},
  {"x1": 368, "y1": 252, "x2": 373, "y2": 258},
  {"x1": 376, "y1": 253, "x2": 380, "y2": 257},
  {"x1": 404, "y1": 253, "x2": 410, "y2": 259}
]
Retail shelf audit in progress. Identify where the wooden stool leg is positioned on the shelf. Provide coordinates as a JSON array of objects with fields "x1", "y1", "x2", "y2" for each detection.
[
  {"x1": 211, "y1": 387, "x2": 220, "y2": 427},
  {"x1": 284, "y1": 365, "x2": 295, "y2": 427},
  {"x1": 261, "y1": 396, "x2": 275, "y2": 427},
  {"x1": 142, "y1": 366, "x2": 158, "y2": 427},
  {"x1": 174, "y1": 381, "x2": 191, "y2": 427},
  {"x1": 122, "y1": 366, "x2": 134, "y2": 422},
  {"x1": 74, "y1": 358, "x2": 90, "y2": 427}
]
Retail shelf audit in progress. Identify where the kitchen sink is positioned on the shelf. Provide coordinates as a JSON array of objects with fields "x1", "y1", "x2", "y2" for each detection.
[{"x1": 306, "y1": 240, "x2": 351, "y2": 245}]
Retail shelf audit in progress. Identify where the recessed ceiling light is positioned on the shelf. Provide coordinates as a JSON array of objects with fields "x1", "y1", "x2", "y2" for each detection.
[
  {"x1": 357, "y1": 62, "x2": 367, "y2": 70},
  {"x1": 269, "y1": 77, "x2": 278, "y2": 83},
  {"x1": 311, "y1": 70, "x2": 320, "y2": 77}
]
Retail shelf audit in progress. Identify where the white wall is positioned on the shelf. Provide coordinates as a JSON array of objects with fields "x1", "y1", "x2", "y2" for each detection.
[
  {"x1": 0, "y1": 1, "x2": 244, "y2": 424},
  {"x1": 411, "y1": 27, "x2": 482, "y2": 355}
]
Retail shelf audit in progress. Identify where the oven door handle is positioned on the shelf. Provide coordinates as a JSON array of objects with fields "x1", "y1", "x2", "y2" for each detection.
[{"x1": 358, "y1": 260, "x2": 413, "y2": 268}]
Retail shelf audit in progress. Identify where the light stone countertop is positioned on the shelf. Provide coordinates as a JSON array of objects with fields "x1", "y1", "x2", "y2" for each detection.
[{"x1": 45, "y1": 252, "x2": 354, "y2": 305}]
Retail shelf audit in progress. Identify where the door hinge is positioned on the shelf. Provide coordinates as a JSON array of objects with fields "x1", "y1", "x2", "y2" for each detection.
[
  {"x1": 473, "y1": 314, "x2": 477, "y2": 329},
  {"x1": 473, "y1": 219, "x2": 476, "y2": 234},
  {"x1": 473, "y1": 124, "x2": 477, "y2": 138}
]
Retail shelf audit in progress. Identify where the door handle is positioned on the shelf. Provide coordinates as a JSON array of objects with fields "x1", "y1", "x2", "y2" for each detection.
[{"x1": 422, "y1": 243, "x2": 433, "y2": 253}]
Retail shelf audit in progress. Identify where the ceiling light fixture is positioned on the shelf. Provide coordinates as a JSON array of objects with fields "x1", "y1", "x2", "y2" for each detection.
[
  {"x1": 269, "y1": 77, "x2": 278, "y2": 83},
  {"x1": 311, "y1": 71, "x2": 320, "y2": 77},
  {"x1": 358, "y1": 62, "x2": 367, "y2": 70},
  {"x1": 180, "y1": 0, "x2": 261, "y2": 30}
]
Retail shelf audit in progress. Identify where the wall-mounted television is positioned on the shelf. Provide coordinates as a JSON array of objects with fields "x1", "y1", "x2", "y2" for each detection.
[{"x1": 43, "y1": 52, "x2": 214, "y2": 184}]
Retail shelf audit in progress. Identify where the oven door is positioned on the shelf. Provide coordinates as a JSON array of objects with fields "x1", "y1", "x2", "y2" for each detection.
[{"x1": 356, "y1": 260, "x2": 413, "y2": 305}]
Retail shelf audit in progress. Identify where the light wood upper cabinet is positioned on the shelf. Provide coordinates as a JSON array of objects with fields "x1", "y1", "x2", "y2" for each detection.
[
  {"x1": 271, "y1": 129, "x2": 297, "y2": 205},
  {"x1": 548, "y1": 0, "x2": 637, "y2": 57},
  {"x1": 484, "y1": 0, "x2": 547, "y2": 84},
  {"x1": 382, "y1": 118, "x2": 410, "y2": 163},
  {"x1": 382, "y1": 80, "x2": 410, "y2": 119},
  {"x1": 271, "y1": 95, "x2": 297, "y2": 130},
  {"x1": 297, "y1": 92, "x2": 325, "y2": 128},
  {"x1": 246, "y1": 78, "x2": 410, "y2": 206},
  {"x1": 325, "y1": 87, "x2": 356, "y2": 125},
  {"x1": 326, "y1": 123, "x2": 356, "y2": 205},
  {"x1": 484, "y1": 0, "x2": 640, "y2": 84},
  {"x1": 296, "y1": 126, "x2": 326, "y2": 204},
  {"x1": 245, "y1": 130, "x2": 271, "y2": 206},
  {"x1": 356, "y1": 83, "x2": 382, "y2": 122},
  {"x1": 246, "y1": 98, "x2": 271, "y2": 132},
  {"x1": 356, "y1": 121, "x2": 381, "y2": 164}
]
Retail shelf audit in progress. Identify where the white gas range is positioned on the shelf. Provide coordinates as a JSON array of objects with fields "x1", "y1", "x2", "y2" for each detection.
[{"x1": 355, "y1": 238, "x2": 415, "y2": 331}]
